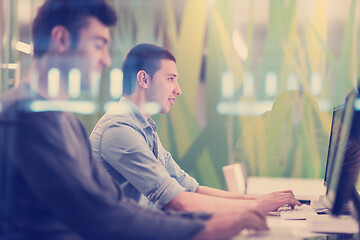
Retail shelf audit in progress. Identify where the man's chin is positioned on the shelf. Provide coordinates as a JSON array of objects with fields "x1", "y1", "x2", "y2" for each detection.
[{"x1": 160, "y1": 107, "x2": 171, "y2": 114}]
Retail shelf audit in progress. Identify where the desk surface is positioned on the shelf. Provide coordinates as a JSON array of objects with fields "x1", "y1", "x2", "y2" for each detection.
[
  {"x1": 234, "y1": 216, "x2": 359, "y2": 240},
  {"x1": 237, "y1": 177, "x2": 357, "y2": 239}
]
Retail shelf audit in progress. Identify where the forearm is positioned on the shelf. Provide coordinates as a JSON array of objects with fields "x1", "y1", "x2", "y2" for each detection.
[
  {"x1": 164, "y1": 191, "x2": 257, "y2": 213},
  {"x1": 193, "y1": 210, "x2": 268, "y2": 240},
  {"x1": 195, "y1": 185, "x2": 257, "y2": 200},
  {"x1": 165, "y1": 187, "x2": 301, "y2": 214}
]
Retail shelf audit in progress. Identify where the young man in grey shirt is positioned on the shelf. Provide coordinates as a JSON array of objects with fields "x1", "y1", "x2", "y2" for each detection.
[{"x1": 90, "y1": 43, "x2": 301, "y2": 214}]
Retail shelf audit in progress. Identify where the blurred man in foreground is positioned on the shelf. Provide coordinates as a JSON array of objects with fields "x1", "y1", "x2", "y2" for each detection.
[{"x1": 0, "y1": 0, "x2": 268, "y2": 239}]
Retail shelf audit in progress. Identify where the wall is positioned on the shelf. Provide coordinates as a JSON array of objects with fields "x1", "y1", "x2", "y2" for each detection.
[{"x1": 1, "y1": 0, "x2": 359, "y2": 189}]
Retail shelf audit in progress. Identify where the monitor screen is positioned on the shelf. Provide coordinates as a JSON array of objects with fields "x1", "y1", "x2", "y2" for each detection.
[
  {"x1": 324, "y1": 104, "x2": 344, "y2": 186},
  {"x1": 326, "y1": 91, "x2": 360, "y2": 216}
]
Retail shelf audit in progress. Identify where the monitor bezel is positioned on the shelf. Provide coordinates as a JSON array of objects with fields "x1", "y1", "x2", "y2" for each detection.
[
  {"x1": 326, "y1": 91, "x2": 360, "y2": 216},
  {"x1": 324, "y1": 104, "x2": 345, "y2": 186}
]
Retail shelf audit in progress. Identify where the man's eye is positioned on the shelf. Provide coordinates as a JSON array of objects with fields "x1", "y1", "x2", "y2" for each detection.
[
  {"x1": 95, "y1": 43, "x2": 104, "y2": 50},
  {"x1": 93, "y1": 40, "x2": 105, "y2": 50}
]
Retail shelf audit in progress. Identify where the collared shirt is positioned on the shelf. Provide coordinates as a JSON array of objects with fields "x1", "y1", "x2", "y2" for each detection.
[{"x1": 90, "y1": 97, "x2": 199, "y2": 209}]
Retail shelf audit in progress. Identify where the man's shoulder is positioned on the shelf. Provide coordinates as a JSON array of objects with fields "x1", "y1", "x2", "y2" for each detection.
[
  {"x1": 0, "y1": 85, "x2": 81, "y2": 131},
  {"x1": 0, "y1": 85, "x2": 25, "y2": 108},
  {"x1": 95, "y1": 104, "x2": 146, "y2": 133},
  {"x1": 96, "y1": 112, "x2": 135, "y2": 129},
  {"x1": 0, "y1": 85, "x2": 37, "y2": 120}
]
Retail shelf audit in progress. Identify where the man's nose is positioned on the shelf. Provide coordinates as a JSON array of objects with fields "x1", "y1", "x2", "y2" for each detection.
[
  {"x1": 174, "y1": 82, "x2": 182, "y2": 95},
  {"x1": 101, "y1": 49, "x2": 112, "y2": 68}
]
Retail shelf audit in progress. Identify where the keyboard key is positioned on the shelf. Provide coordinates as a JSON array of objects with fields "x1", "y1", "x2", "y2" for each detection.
[{"x1": 279, "y1": 204, "x2": 317, "y2": 220}]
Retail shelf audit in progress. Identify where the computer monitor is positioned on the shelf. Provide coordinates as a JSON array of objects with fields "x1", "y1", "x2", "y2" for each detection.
[
  {"x1": 325, "y1": 90, "x2": 360, "y2": 218},
  {"x1": 324, "y1": 104, "x2": 344, "y2": 186}
]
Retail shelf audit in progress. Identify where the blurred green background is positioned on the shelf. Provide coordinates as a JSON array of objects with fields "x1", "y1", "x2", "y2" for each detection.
[{"x1": 1, "y1": 0, "x2": 359, "y2": 190}]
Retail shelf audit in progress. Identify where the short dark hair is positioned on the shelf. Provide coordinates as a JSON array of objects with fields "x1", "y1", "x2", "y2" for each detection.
[
  {"x1": 122, "y1": 43, "x2": 176, "y2": 95},
  {"x1": 32, "y1": 0, "x2": 117, "y2": 59}
]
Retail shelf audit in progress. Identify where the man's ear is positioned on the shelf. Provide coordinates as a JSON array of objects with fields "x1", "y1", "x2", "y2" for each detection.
[
  {"x1": 137, "y1": 70, "x2": 149, "y2": 89},
  {"x1": 49, "y1": 25, "x2": 71, "y2": 53}
]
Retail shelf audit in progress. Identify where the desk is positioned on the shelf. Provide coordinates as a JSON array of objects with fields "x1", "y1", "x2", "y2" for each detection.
[
  {"x1": 234, "y1": 177, "x2": 358, "y2": 239},
  {"x1": 234, "y1": 216, "x2": 359, "y2": 240},
  {"x1": 246, "y1": 177, "x2": 326, "y2": 201}
]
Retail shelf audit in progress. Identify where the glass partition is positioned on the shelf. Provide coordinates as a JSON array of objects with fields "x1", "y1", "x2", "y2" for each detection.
[{"x1": 1, "y1": 0, "x2": 359, "y2": 189}]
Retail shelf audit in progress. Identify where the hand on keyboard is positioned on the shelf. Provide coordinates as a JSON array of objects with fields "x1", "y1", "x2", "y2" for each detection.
[
  {"x1": 278, "y1": 204, "x2": 317, "y2": 220},
  {"x1": 254, "y1": 190, "x2": 302, "y2": 213}
]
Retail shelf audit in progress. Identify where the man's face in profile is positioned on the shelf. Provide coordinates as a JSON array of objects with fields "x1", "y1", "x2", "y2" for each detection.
[
  {"x1": 145, "y1": 59, "x2": 181, "y2": 114},
  {"x1": 76, "y1": 17, "x2": 112, "y2": 73},
  {"x1": 63, "y1": 17, "x2": 112, "y2": 91}
]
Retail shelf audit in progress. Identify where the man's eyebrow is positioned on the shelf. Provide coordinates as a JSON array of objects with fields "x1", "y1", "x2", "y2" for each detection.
[
  {"x1": 167, "y1": 73, "x2": 178, "y2": 77},
  {"x1": 93, "y1": 36, "x2": 111, "y2": 45}
]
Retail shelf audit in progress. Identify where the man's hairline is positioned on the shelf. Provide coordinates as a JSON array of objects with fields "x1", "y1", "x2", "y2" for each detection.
[
  {"x1": 34, "y1": 16, "x2": 111, "y2": 59},
  {"x1": 76, "y1": 15, "x2": 112, "y2": 44},
  {"x1": 147, "y1": 58, "x2": 176, "y2": 78},
  {"x1": 73, "y1": 16, "x2": 112, "y2": 47}
]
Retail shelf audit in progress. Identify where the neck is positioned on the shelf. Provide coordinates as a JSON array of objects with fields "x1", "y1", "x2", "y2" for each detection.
[
  {"x1": 25, "y1": 58, "x2": 70, "y2": 101},
  {"x1": 123, "y1": 93, "x2": 151, "y2": 119}
]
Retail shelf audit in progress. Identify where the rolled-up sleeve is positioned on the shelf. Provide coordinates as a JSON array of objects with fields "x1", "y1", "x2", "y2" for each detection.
[
  {"x1": 157, "y1": 138, "x2": 199, "y2": 192},
  {"x1": 100, "y1": 122, "x2": 186, "y2": 209}
]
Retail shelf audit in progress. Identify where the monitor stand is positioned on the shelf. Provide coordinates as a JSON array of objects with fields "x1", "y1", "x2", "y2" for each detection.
[
  {"x1": 308, "y1": 187, "x2": 360, "y2": 234},
  {"x1": 310, "y1": 195, "x2": 330, "y2": 211},
  {"x1": 351, "y1": 187, "x2": 360, "y2": 222}
]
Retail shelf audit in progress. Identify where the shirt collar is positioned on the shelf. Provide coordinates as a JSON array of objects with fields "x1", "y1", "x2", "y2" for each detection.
[{"x1": 119, "y1": 97, "x2": 157, "y2": 132}]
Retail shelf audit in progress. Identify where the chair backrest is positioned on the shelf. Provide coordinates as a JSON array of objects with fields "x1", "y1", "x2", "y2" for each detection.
[{"x1": 222, "y1": 163, "x2": 247, "y2": 194}]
